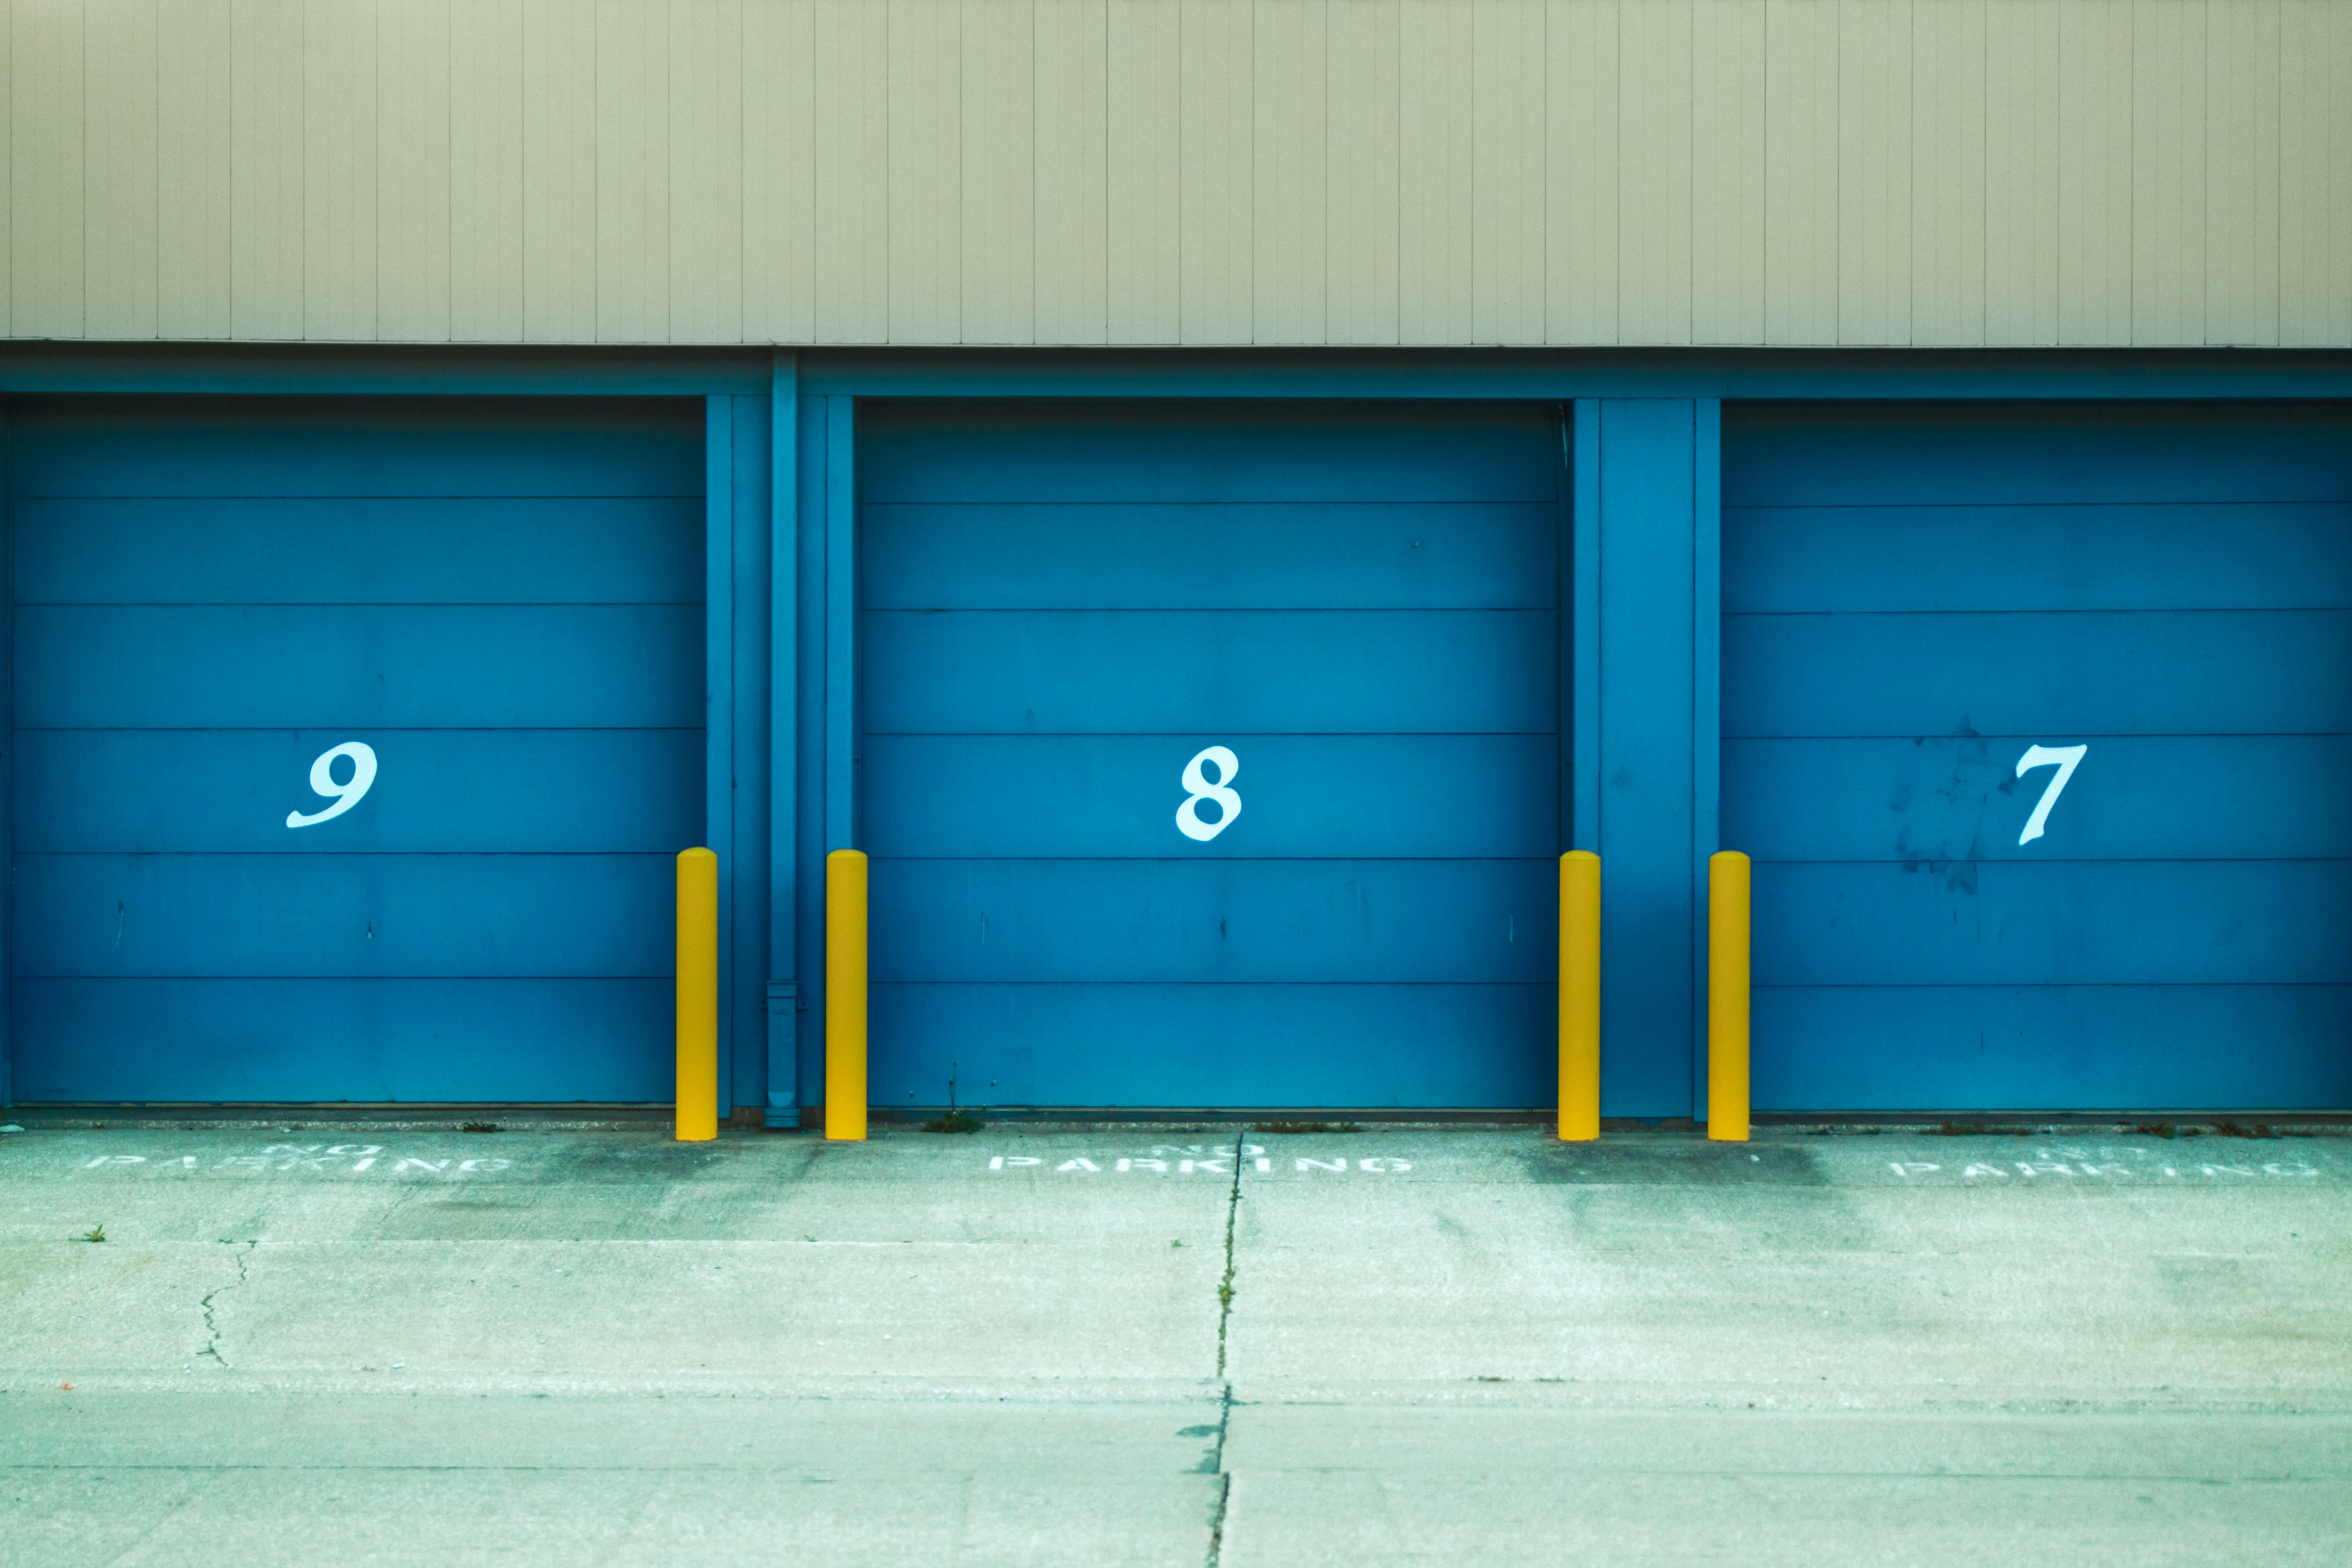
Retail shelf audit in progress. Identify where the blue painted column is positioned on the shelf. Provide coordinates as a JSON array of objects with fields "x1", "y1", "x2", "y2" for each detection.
[
  {"x1": 1575, "y1": 399, "x2": 1722, "y2": 1118},
  {"x1": 726, "y1": 395, "x2": 773, "y2": 1121},
  {"x1": 765, "y1": 356, "x2": 800, "y2": 1127},
  {"x1": 0, "y1": 407, "x2": 11, "y2": 1108},
  {"x1": 703, "y1": 399, "x2": 737, "y2": 1116},
  {"x1": 824, "y1": 399, "x2": 858, "y2": 855},
  {"x1": 707, "y1": 394, "x2": 774, "y2": 1121},
  {"x1": 791, "y1": 395, "x2": 855, "y2": 1113}
]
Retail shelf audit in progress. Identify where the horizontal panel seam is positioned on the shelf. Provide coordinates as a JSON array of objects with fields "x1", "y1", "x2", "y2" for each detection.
[
  {"x1": 1753, "y1": 981, "x2": 2352, "y2": 990},
  {"x1": 1725, "y1": 499, "x2": 2352, "y2": 511},
  {"x1": 1725, "y1": 732, "x2": 2351, "y2": 740},
  {"x1": 1723, "y1": 607, "x2": 2352, "y2": 617}
]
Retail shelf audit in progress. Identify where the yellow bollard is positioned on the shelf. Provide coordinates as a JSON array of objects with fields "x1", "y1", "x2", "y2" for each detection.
[
  {"x1": 1708, "y1": 850, "x2": 1751, "y2": 1142},
  {"x1": 825, "y1": 848, "x2": 869, "y2": 1141},
  {"x1": 1557, "y1": 851, "x2": 1601, "y2": 1141},
  {"x1": 674, "y1": 847, "x2": 719, "y2": 1142}
]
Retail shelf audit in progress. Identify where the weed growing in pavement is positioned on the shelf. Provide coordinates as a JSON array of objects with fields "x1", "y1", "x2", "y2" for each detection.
[
  {"x1": 79, "y1": 1225, "x2": 104, "y2": 1244},
  {"x1": 922, "y1": 1064, "x2": 985, "y2": 1133}
]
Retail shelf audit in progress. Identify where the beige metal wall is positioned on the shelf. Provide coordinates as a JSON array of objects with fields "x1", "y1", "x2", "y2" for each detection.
[{"x1": 5, "y1": 0, "x2": 2348, "y2": 348}]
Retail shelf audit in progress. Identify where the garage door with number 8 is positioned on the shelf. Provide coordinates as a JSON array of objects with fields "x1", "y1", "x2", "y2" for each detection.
[{"x1": 859, "y1": 401, "x2": 1566, "y2": 1110}]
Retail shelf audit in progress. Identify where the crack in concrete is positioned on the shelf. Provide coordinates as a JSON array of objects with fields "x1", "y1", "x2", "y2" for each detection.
[
  {"x1": 1202, "y1": 1385, "x2": 1236, "y2": 1568},
  {"x1": 197, "y1": 1240, "x2": 257, "y2": 1369},
  {"x1": 1205, "y1": 1128, "x2": 1245, "y2": 1567},
  {"x1": 1215, "y1": 1125, "x2": 1243, "y2": 1379}
]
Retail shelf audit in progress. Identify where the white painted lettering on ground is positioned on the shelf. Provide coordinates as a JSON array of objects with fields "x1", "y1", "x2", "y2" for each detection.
[
  {"x1": 1890, "y1": 1147, "x2": 2333, "y2": 1182},
  {"x1": 71, "y1": 1146, "x2": 517, "y2": 1177},
  {"x1": 983, "y1": 1149, "x2": 1413, "y2": 1174}
]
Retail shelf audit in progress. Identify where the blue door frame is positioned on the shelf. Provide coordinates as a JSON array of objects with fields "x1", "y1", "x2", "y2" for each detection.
[{"x1": 2, "y1": 346, "x2": 2346, "y2": 1115}]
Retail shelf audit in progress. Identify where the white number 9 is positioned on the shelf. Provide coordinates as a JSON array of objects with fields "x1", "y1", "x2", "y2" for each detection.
[{"x1": 286, "y1": 741, "x2": 378, "y2": 829}]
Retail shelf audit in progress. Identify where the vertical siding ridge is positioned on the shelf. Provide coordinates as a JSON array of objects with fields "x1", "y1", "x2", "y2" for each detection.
[
  {"x1": 957, "y1": 0, "x2": 965, "y2": 345},
  {"x1": 738, "y1": 0, "x2": 749, "y2": 344},
  {"x1": 1036, "y1": 0, "x2": 1043, "y2": 340},
  {"x1": 590, "y1": 0, "x2": 600, "y2": 338},
  {"x1": 1, "y1": 0, "x2": 11, "y2": 332},
  {"x1": 521, "y1": 0, "x2": 534, "y2": 337},
  {"x1": 78, "y1": 0, "x2": 89, "y2": 339},
  {"x1": 1103, "y1": 0, "x2": 1111, "y2": 337},
  {"x1": 443, "y1": 0, "x2": 453, "y2": 338},
  {"x1": 372, "y1": 0, "x2": 382, "y2": 340},
  {"x1": 2264, "y1": 0, "x2": 2276, "y2": 345},
  {"x1": 158, "y1": 0, "x2": 167, "y2": 333}
]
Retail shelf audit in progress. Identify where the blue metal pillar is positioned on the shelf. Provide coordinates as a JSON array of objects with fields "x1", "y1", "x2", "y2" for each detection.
[
  {"x1": 0, "y1": 407, "x2": 11, "y2": 1109},
  {"x1": 707, "y1": 393, "x2": 774, "y2": 1121},
  {"x1": 792, "y1": 395, "x2": 856, "y2": 1114},
  {"x1": 726, "y1": 394, "x2": 773, "y2": 1121},
  {"x1": 703, "y1": 398, "x2": 737, "y2": 1117},
  {"x1": 1575, "y1": 398, "x2": 1722, "y2": 1118},
  {"x1": 765, "y1": 356, "x2": 800, "y2": 1126}
]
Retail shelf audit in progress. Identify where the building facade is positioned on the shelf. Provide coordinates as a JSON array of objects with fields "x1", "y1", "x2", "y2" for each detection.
[{"x1": 2, "y1": 0, "x2": 2348, "y2": 1118}]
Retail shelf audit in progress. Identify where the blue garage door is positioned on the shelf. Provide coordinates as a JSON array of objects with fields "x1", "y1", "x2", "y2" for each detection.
[
  {"x1": 9, "y1": 397, "x2": 703, "y2": 1103},
  {"x1": 860, "y1": 402, "x2": 1564, "y2": 1109},
  {"x1": 1724, "y1": 402, "x2": 2352, "y2": 1112}
]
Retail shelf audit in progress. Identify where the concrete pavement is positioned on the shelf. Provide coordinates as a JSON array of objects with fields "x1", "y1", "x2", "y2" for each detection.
[{"x1": 3, "y1": 1121, "x2": 2348, "y2": 1564}]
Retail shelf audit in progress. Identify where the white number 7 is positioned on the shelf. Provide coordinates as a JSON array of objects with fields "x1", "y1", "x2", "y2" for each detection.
[{"x1": 2014, "y1": 743, "x2": 2087, "y2": 846}]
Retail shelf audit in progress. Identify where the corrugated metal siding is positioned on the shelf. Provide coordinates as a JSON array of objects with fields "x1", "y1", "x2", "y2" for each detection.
[{"x1": 5, "y1": 0, "x2": 2348, "y2": 348}]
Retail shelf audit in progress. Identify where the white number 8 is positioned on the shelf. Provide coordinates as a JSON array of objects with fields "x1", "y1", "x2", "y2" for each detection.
[
  {"x1": 287, "y1": 741, "x2": 378, "y2": 829},
  {"x1": 1176, "y1": 746, "x2": 1242, "y2": 842}
]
